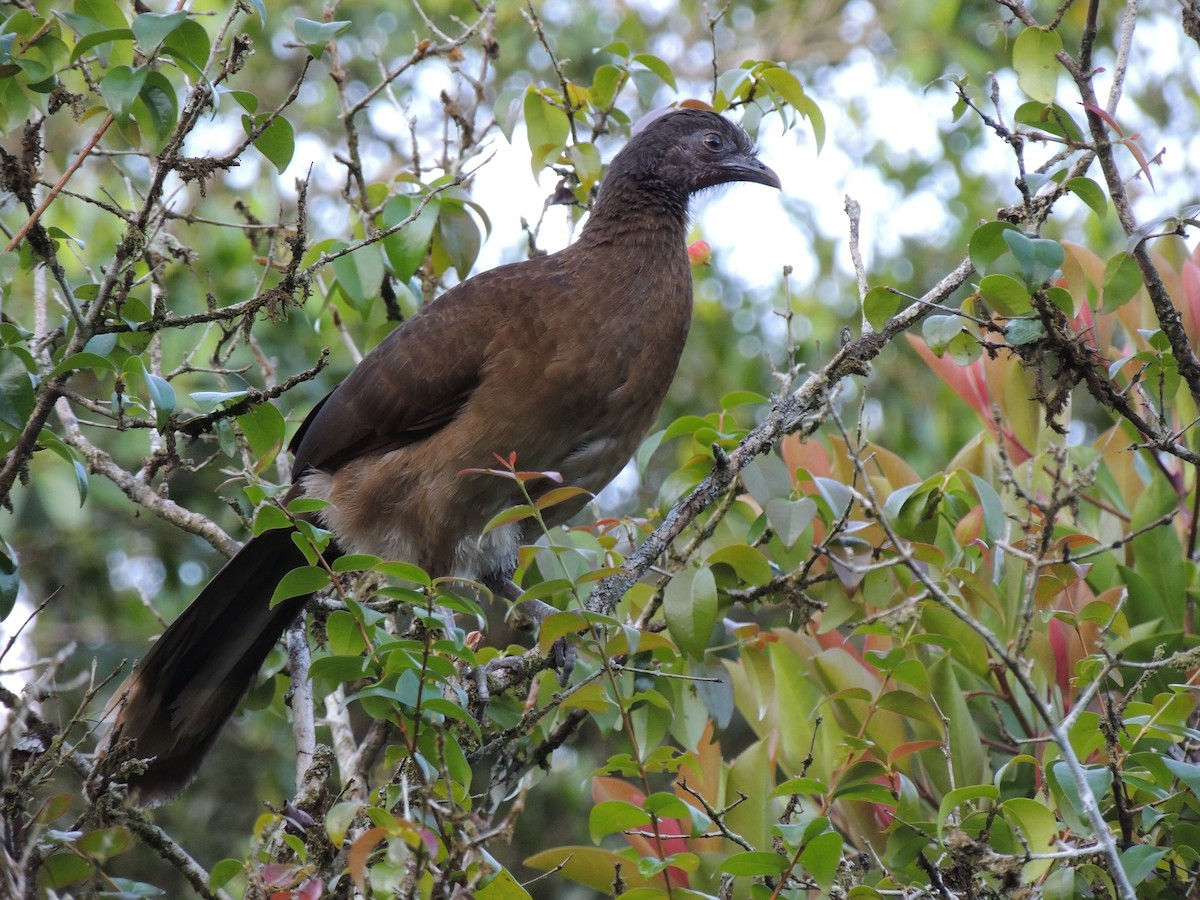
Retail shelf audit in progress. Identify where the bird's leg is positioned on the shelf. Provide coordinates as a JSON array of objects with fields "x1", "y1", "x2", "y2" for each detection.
[{"x1": 485, "y1": 576, "x2": 576, "y2": 686}]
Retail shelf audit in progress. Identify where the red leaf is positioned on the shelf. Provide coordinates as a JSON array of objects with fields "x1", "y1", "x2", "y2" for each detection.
[
  {"x1": 1047, "y1": 616, "x2": 1072, "y2": 705},
  {"x1": 1080, "y1": 101, "x2": 1124, "y2": 136}
]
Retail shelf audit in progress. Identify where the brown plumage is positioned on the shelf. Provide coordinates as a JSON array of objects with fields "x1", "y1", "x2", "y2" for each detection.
[{"x1": 104, "y1": 108, "x2": 780, "y2": 804}]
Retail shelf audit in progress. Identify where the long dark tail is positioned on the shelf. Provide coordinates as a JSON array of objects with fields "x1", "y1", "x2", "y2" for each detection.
[{"x1": 104, "y1": 527, "x2": 314, "y2": 805}]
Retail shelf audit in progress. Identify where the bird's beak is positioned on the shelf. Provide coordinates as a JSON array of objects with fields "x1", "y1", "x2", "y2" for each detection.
[{"x1": 722, "y1": 154, "x2": 781, "y2": 190}]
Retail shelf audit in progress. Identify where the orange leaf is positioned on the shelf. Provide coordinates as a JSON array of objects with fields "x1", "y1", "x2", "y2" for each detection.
[
  {"x1": 887, "y1": 740, "x2": 945, "y2": 765},
  {"x1": 347, "y1": 827, "x2": 388, "y2": 891}
]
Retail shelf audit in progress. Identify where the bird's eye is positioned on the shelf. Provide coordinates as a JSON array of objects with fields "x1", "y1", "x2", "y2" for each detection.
[{"x1": 703, "y1": 132, "x2": 723, "y2": 151}]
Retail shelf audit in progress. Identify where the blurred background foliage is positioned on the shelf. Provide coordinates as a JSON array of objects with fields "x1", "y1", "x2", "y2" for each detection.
[{"x1": 3, "y1": 0, "x2": 1200, "y2": 896}]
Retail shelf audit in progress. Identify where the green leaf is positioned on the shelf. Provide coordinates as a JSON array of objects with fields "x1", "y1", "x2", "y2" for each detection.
[
  {"x1": 135, "y1": 70, "x2": 178, "y2": 151},
  {"x1": 1120, "y1": 845, "x2": 1169, "y2": 885},
  {"x1": 431, "y1": 202, "x2": 482, "y2": 279},
  {"x1": 1050, "y1": 761, "x2": 1112, "y2": 823},
  {"x1": 945, "y1": 325, "x2": 982, "y2": 365},
  {"x1": 590, "y1": 64, "x2": 624, "y2": 110},
  {"x1": 75, "y1": 825, "x2": 133, "y2": 859},
  {"x1": 294, "y1": 18, "x2": 351, "y2": 59},
  {"x1": 523, "y1": 86, "x2": 569, "y2": 174},
  {"x1": 162, "y1": 17, "x2": 210, "y2": 77},
  {"x1": 1005, "y1": 318, "x2": 1047, "y2": 347},
  {"x1": 50, "y1": 350, "x2": 117, "y2": 378},
  {"x1": 587, "y1": 800, "x2": 650, "y2": 842},
  {"x1": 771, "y1": 776, "x2": 828, "y2": 797},
  {"x1": 717, "y1": 850, "x2": 787, "y2": 876},
  {"x1": 0, "y1": 539, "x2": 19, "y2": 619},
  {"x1": 968, "y1": 220, "x2": 1021, "y2": 276},
  {"x1": 1100, "y1": 251, "x2": 1142, "y2": 312},
  {"x1": 68, "y1": 27, "x2": 133, "y2": 65},
  {"x1": 382, "y1": 194, "x2": 439, "y2": 282},
  {"x1": 270, "y1": 565, "x2": 330, "y2": 607},
  {"x1": 523, "y1": 846, "x2": 659, "y2": 893},
  {"x1": 1013, "y1": 27, "x2": 1062, "y2": 103},
  {"x1": 287, "y1": 497, "x2": 330, "y2": 515},
  {"x1": 209, "y1": 858, "x2": 244, "y2": 891},
  {"x1": 707, "y1": 544, "x2": 772, "y2": 585},
  {"x1": 1066, "y1": 177, "x2": 1107, "y2": 219},
  {"x1": 1002, "y1": 797, "x2": 1058, "y2": 862},
  {"x1": 330, "y1": 553, "x2": 381, "y2": 574},
  {"x1": 1013, "y1": 101, "x2": 1084, "y2": 142},
  {"x1": 41, "y1": 853, "x2": 91, "y2": 889},
  {"x1": 144, "y1": 371, "x2": 175, "y2": 429},
  {"x1": 0, "y1": 535, "x2": 18, "y2": 619},
  {"x1": 99, "y1": 64, "x2": 147, "y2": 122},
  {"x1": 937, "y1": 785, "x2": 999, "y2": 840},
  {"x1": 309, "y1": 654, "x2": 372, "y2": 684},
  {"x1": 863, "y1": 285, "x2": 906, "y2": 331},
  {"x1": 0, "y1": 351, "x2": 36, "y2": 429},
  {"x1": 481, "y1": 504, "x2": 536, "y2": 532},
  {"x1": 252, "y1": 504, "x2": 292, "y2": 535},
  {"x1": 921, "y1": 314, "x2": 964, "y2": 355},
  {"x1": 226, "y1": 89, "x2": 258, "y2": 114},
  {"x1": 242, "y1": 113, "x2": 294, "y2": 173},
  {"x1": 978, "y1": 273, "x2": 1032, "y2": 316},
  {"x1": 663, "y1": 565, "x2": 718, "y2": 659},
  {"x1": 643, "y1": 791, "x2": 689, "y2": 818},
  {"x1": 1002, "y1": 230, "x2": 1063, "y2": 289},
  {"x1": 331, "y1": 242, "x2": 384, "y2": 316},
  {"x1": 632, "y1": 53, "x2": 676, "y2": 89},
  {"x1": 130, "y1": 11, "x2": 186, "y2": 50},
  {"x1": 929, "y1": 654, "x2": 985, "y2": 787},
  {"x1": 714, "y1": 68, "x2": 754, "y2": 113},
  {"x1": 237, "y1": 401, "x2": 284, "y2": 464},
  {"x1": 876, "y1": 690, "x2": 942, "y2": 730},
  {"x1": 1163, "y1": 758, "x2": 1200, "y2": 797},
  {"x1": 800, "y1": 830, "x2": 843, "y2": 892}
]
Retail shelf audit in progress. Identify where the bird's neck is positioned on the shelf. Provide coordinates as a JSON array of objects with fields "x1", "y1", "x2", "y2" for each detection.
[{"x1": 580, "y1": 179, "x2": 690, "y2": 248}]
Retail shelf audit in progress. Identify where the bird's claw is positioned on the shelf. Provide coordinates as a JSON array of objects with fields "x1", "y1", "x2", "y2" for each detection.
[{"x1": 514, "y1": 597, "x2": 576, "y2": 685}]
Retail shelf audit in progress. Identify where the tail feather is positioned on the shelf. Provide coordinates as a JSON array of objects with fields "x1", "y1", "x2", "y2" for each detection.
[{"x1": 106, "y1": 527, "x2": 313, "y2": 804}]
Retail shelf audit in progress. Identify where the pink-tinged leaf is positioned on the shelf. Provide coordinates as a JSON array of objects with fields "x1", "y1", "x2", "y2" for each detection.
[
  {"x1": 1120, "y1": 137, "x2": 1155, "y2": 189},
  {"x1": 1080, "y1": 101, "x2": 1124, "y2": 136},
  {"x1": 907, "y1": 335, "x2": 991, "y2": 422},
  {"x1": 297, "y1": 878, "x2": 323, "y2": 900},
  {"x1": 1072, "y1": 296, "x2": 1098, "y2": 350},
  {"x1": 458, "y1": 465, "x2": 517, "y2": 480},
  {"x1": 1183, "y1": 260, "x2": 1200, "y2": 344},
  {"x1": 514, "y1": 468, "x2": 563, "y2": 484},
  {"x1": 481, "y1": 504, "x2": 536, "y2": 532},
  {"x1": 417, "y1": 827, "x2": 439, "y2": 856},
  {"x1": 535, "y1": 485, "x2": 593, "y2": 511},
  {"x1": 913, "y1": 340, "x2": 1031, "y2": 464},
  {"x1": 261, "y1": 864, "x2": 301, "y2": 889}
]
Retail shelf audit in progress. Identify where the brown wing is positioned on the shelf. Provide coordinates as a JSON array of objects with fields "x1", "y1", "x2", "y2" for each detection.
[{"x1": 289, "y1": 256, "x2": 561, "y2": 476}]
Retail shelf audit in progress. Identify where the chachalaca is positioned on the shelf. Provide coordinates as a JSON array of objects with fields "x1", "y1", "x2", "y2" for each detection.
[{"x1": 104, "y1": 108, "x2": 780, "y2": 804}]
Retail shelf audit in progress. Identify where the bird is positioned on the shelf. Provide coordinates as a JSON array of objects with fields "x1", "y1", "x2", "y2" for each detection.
[{"x1": 102, "y1": 107, "x2": 781, "y2": 804}]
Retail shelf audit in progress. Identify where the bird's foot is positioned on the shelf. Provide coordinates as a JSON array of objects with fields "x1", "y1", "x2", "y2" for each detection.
[{"x1": 512, "y1": 597, "x2": 576, "y2": 687}]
